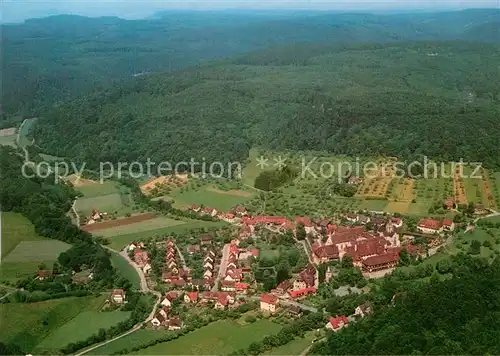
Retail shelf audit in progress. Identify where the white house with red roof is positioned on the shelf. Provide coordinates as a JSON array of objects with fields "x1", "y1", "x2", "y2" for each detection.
[
  {"x1": 260, "y1": 293, "x2": 279, "y2": 314},
  {"x1": 111, "y1": 289, "x2": 126, "y2": 304},
  {"x1": 326, "y1": 315, "x2": 349, "y2": 331},
  {"x1": 184, "y1": 291, "x2": 198, "y2": 303},
  {"x1": 417, "y1": 218, "x2": 443, "y2": 234},
  {"x1": 442, "y1": 219, "x2": 455, "y2": 231}
]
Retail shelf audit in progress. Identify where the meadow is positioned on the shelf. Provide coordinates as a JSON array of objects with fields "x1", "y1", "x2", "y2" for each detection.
[
  {"x1": 94, "y1": 217, "x2": 186, "y2": 238},
  {"x1": 35, "y1": 310, "x2": 131, "y2": 353},
  {"x1": 0, "y1": 294, "x2": 107, "y2": 352},
  {"x1": 86, "y1": 329, "x2": 172, "y2": 355},
  {"x1": 262, "y1": 332, "x2": 316, "y2": 355},
  {"x1": 109, "y1": 250, "x2": 141, "y2": 288},
  {"x1": 75, "y1": 193, "x2": 126, "y2": 216},
  {"x1": 0, "y1": 213, "x2": 70, "y2": 281},
  {"x1": 170, "y1": 184, "x2": 255, "y2": 211},
  {"x1": 107, "y1": 219, "x2": 227, "y2": 251},
  {"x1": 131, "y1": 319, "x2": 282, "y2": 355},
  {"x1": 0, "y1": 133, "x2": 17, "y2": 147}
]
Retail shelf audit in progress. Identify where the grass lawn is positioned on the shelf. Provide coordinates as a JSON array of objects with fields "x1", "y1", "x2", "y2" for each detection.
[
  {"x1": 171, "y1": 187, "x2": 254, "y2": 211},
  {"x1": 0, "y1": 260, "x2": 54, "y2": 282},
  {"x1": 35, "y1": 310, "x2": 131, "y2": 352},
  {"x1": 75, "y1": 193, "x2": 126, "y2": 216},
  {"x1": 2, "y1": 240, "x2": 71, "y2": 263},
  {"x1": 262, "y1": 332, "x2": 316, "y2": 355},
  {"x1": 17, "y1": 118, "x2": 37, "y2": 147},
  {"x1": 109, "y1": 250, "x2": 141, "y2": 289},
  {"x1": 407, "y1": 201, "x2": 432, "y2": 216},
  {"x1": 76, "y1": 181, "x2": 122, "y2": 198},
  {"x1": 107, "y1": 220, "x2": 227, "y2": 251},
  {"x1": 0, "y1": 294, "x2": 106, "y2": 352},
  {"x1": 95, "y1": 217, "x2": 186, "y2": 238},
  {"x1": 2, "y1": 212, "x2": 46, "y2": 258},
  {"x1": 131, "y1": 319, "x2": 282, "y2": 355},
  {"x1": 357, "y1": 199, "x2": 388, "y2": 212},
  {"x1": 0, "y1": 134, "x2": 17, "y2": 147},
  {"x1": 481, "y1": 215, "x2": 500, "y2": 224},
  {"x1": 86, "y1": 329, "x2": 172, "y2": 355}
]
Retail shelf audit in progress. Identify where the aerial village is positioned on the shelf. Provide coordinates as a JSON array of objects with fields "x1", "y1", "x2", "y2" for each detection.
[{"x1": 114, "y1": 202, "x2": 462, "y2": 333}]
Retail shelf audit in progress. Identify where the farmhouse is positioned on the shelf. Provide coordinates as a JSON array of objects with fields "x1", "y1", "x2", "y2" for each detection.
[
  {"x1": 133, "y1": 248, "x2": 149, "y2": 267},
  {"x1": 184, "y1": 291, "x2": 198, "y2": 303},
  {"x1": 260, "y1": 293, "x2": 279, "y2": 314},
  {"x1": 200, "y1": 233, "x2": 213, "y2": 245},
  {"x1": 37, "y1": 270, "x2": 53, "y2": 280},
  {"x1": 442, "y1": 219, "x2": 455, "y2": 231},
  {"x1": 417, "y1": 218, "x2": 442, "y2": 234},
  {"x1": 111, "y1": 289, "x2": 126, "y2": 304},
  {"x1": 326, "y1": 315, "x2": 349, "y2": 331}
]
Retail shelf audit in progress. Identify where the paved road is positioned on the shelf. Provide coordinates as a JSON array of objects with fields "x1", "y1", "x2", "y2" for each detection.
[
  {"x1": 72, "y1": 199, "x2": 80, "y2": 227},
  {"x1": 247, "y1": 295, "x2": 318, "y2": 313},
  {"x1": 212, "y1": 243, "x2": 230, "y2": 292},
  {"x1": 174, "y1": 243, "x2": 187, "y2": 270}
]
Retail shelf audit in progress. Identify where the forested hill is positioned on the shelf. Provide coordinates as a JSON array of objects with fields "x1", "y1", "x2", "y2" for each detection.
[
  {"x1": 309, "y1": 255, "x2": 500, "y2": 355},
  {"x1": 2, "y1": 9, "x2": 499, "y2": 117},
  {"x1": 33, "y1": 41, "x2": 500, "y2": 169}
]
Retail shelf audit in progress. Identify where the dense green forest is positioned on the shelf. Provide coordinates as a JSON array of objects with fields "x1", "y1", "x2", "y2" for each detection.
[
  {"x1": 309, "y1": 254, "x2": 500, "y2": 355},
  {"x1": 2, "y1": 9, "x2": 499, "y2": 117},
  {"x1": 33, "y1": 41, "x2": 500, "y2": 169}
]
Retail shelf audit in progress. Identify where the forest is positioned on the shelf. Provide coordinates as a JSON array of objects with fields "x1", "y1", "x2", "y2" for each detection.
[
  {"x1": 310, "y1": 254, "x2": 500, "y2": 354},
  {"x1": 32, "y1": 40, "x2": 500, "y2": 169},
  {"x1": 2, "y1": 9, "x2": 499, "y2": 118}
]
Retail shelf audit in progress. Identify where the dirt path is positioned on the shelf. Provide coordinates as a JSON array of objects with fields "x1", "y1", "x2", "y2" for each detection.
[{"x1": 72, "y1": 199, "x2": 80, "y2": 227}]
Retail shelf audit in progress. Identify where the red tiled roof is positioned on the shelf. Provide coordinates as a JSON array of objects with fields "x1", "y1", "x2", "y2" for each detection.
[
  {"x1": 329, "y1": 315, "x2": 349, "y2": 329},
  {"x1": 112, "y1": 289, "x2": 124, "y2": 296},
  {"x1": 327, "y1": 224, "x2": 338, "y2": 231},
  {"x1": 288, "y1": 287, "x2": 316, "y2": 298},
  {"x1": 260, "y1": 293, "x2": 278, "y2": 304},
  {"x1": 235, "y1": 282, "x2": 249, "y2": 290},
  {"x1": 38, "y1": 270, "x2": 53, "y2": 278},
  {"x1": 442, "y1": 219, "x2": 453, "y2": 226},
  {"x1": 235, "y1": 206, "x2": 247, "y2": 213},
  {"x1": 418, "y1": 218, "x2": 442, "y2": 230},
  {"x1": 313, "y1": 244, "x2": 339, "y2": 259},
  {"x1": 217, "y1": 295, "x2": 229, "y2": 306},
  {"x1": 242, "y1": 216, "x2": 290, "y2": 226},
  {"x1": 251, "y1": 248, "x2": 260, "y2": 257},
  {"x1": 186, "y1": 291, "x2": 198, "y2": 301},
  {"x1": 230, "y1": 244, "x2": 239, "y2": 256},
  {"x1": 167, "y1": 291, "x2": 178, "y2": 300},
  {"x1": 294, "y1": 217, "x2": 312, "y2": 227}
]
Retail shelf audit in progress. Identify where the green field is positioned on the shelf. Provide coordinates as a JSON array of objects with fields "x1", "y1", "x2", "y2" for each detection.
[
  {"x1": 109, "y1": 250, "x2": 141, "y2": 289},
  {"x1": 86, "y1": 329, "x2": 172, "y2": 355},
  {"x1": 0, "y1": 134, "x2": 17, "y2": 147},
  {"x1": 0, "y1": 294, "x2": 107, "y2": 352},
  {"x1": 35, "y1": 310, "x2": 131, "y2": 352},
  {"x1": 75, "y1": 181, "x2": 122, "y2": 198},
  {"x1": 131, "y1": 319, "x2": 281, "y2": 355},
  {"x1": 96, "y1": 217, "x2": 186, "y2": 238},
  {"x1": 75, "y1": 193, "x2": 126, "y2": 215},
  {"x1": 1, "y1": 213, "x2": 70, "y2": 281},
  {"x1": 107, "y1": 219, "x2": 227, "y2": 250},
  {"x1": 170, "y1": 185, "x2": 254, "y2": 211},
  {"x1": 2, "y1": 240, "x2": 71, "y2": 263}
]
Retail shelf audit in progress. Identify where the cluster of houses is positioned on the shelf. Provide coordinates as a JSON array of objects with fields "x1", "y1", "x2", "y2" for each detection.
[
  {"x1": 85, "y1": 209, "x2": 106, "y2": 225},
  {"x1": 162, "y1": 239, "x2": 191, "y2": 287},
  {"x1": 152, "y1": 292, "x2": 182, "y2": 329},
  {"x1": 220, "y1": 243, "x2": 256, "y2": 293},
  {"x1": 129, "y1": 242, "x2": 152, "y2": 275},
  {"x1": 270, "y1": 264, "x2": 318, "y2": 300},
  {"x1": 202, "y1": 249, "x2": 216, "y2": 281}
]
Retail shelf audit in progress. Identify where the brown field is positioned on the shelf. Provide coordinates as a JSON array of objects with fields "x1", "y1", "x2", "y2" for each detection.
[
  {"x1": 67, "y1": 174, "x2": 97, "y2": 187},
  {"x1": 206, "y1": 186, "x2": 254, "y2": 197},
  {"x1": 81, "y1": 213, "x2": 156, "y2": 232},
  {"x1": 480, "y1": 168, "x2": 497, "y2": 209},
  {"x1": 386, "y1": 201, "x2": 410, "y2": 214},
  {"x1": 453, "y1": 164, "x2": 468, "y2": 205},
  {"x1": 0, "y1": 127, "x2": 16, "y2": 136},
  {"x1": 140, "y1": 174, "x2": 188, "y2": 194}
]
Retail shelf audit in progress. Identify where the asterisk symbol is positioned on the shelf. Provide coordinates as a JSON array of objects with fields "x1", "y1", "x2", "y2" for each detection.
[
  {"x1": 273, "y1": 156, "x2": 287, "y2": 169},
  {"x1": 256, "y1": 156, "x2": 269, "y2": 169}
]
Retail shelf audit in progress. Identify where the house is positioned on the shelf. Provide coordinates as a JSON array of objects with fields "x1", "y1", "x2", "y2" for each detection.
[
  {"x1": 161, "y1": 297, "x2": 172, "y2": 308},
  {"x1": 203, "y1": 207, "x2": 218, "y2": 217},
  {"x1": 362, "y1": 253, "x2": 399, "y2": 273},
  {"x1": 326, "y1": 315, "x2": 349, "y2": 331},
  {"x1": 260, "y1": 294, "x2": 279, "y2": 314},
  {"x1": 354, "y1": 302, "x2": 373, "y2": 318},
  {"x1": 348, "y1": 177, "x2": 363, "y2": 185},
  {"x1": 203, "y1": 260, "x2": 214, "y2": 269},
  {"x1": 235, "y1": 206, "x2": 248, "y2": 217},
  {"x1": 287, "y1": 305, "x2": 302, "y2": 317},
  {"x1": 251, "y1": 248, "x2": 260, "y2": 258},
  {"x1": 417, "y1": 218, "x2": 442, "y2": 234},
  {"x1": 272, "y1": 280, "x2": 292, "y2": 296},
  {"x1": 215, "y1": 295, "x2": 229, "y2": 309},
  {"x1": 313, "y1": 244, "x2": 340, "y2": 263},
  {"x1": 473, "y1": 204, "x2": 488, "y2": 216},
  {"x1": 190, "y1": 205, "x2": 201, "y2": 213},
  {"x1": 221, "y1": 280, "x2": 236, "y2": 292},
  {"x1": 111, "y1": 289, "x2": 126, "y2": 304},
  {"x1": 235, "y1": 282, "x2": 249, "y2": 294},
  {"x1": 443, "y1": 199, "x2": 455, "y2": 210},
  {"x1": 294, "y1": 217, "x2": 314, "y2": 234},
  {"x1": 167, "y1": 291, "x2": 178, "y2": 301},
  {"x1": 184, "y1": 291, "x2": 198, "y2": 303},
  {"x1": 167, "y1": 318, "x2": 182, "y2": 330},
  {"x1": 143, "y1": 263, "x2": 152, "y2": 274},
  {"x1": 203, "y1": 269, "x2": 213, "y2": 279},
  {"x1": 345, "y1": 214, "x2": 358, "y2": 223},
  {"x1": 187, "y1": 244, "x2": 201, "y2": 255},
  {"x1": 391, "y1": 218, "x2": 403, "y2": 229},
  {"x1": 442, "y1": 219, "x2": 455, "y2": 232},
  {"x1": 288, "y1": 287, "x2": 316, "y2": 299},
  {"x1": 151, "y1": 312, "x2": 167, "y2": 327},
  {"x1": 37, "y1": 270, "x2": 53, "y2": 280},
  {"x1": 358, "y1": 215, "x2": 371, "y2": 225},
  {"x1": 200, "y1": 234, "x2": 213, "y2": 245},
  {"x1": 229, "y1": 244, "x2": 239, "y2": 258}
]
